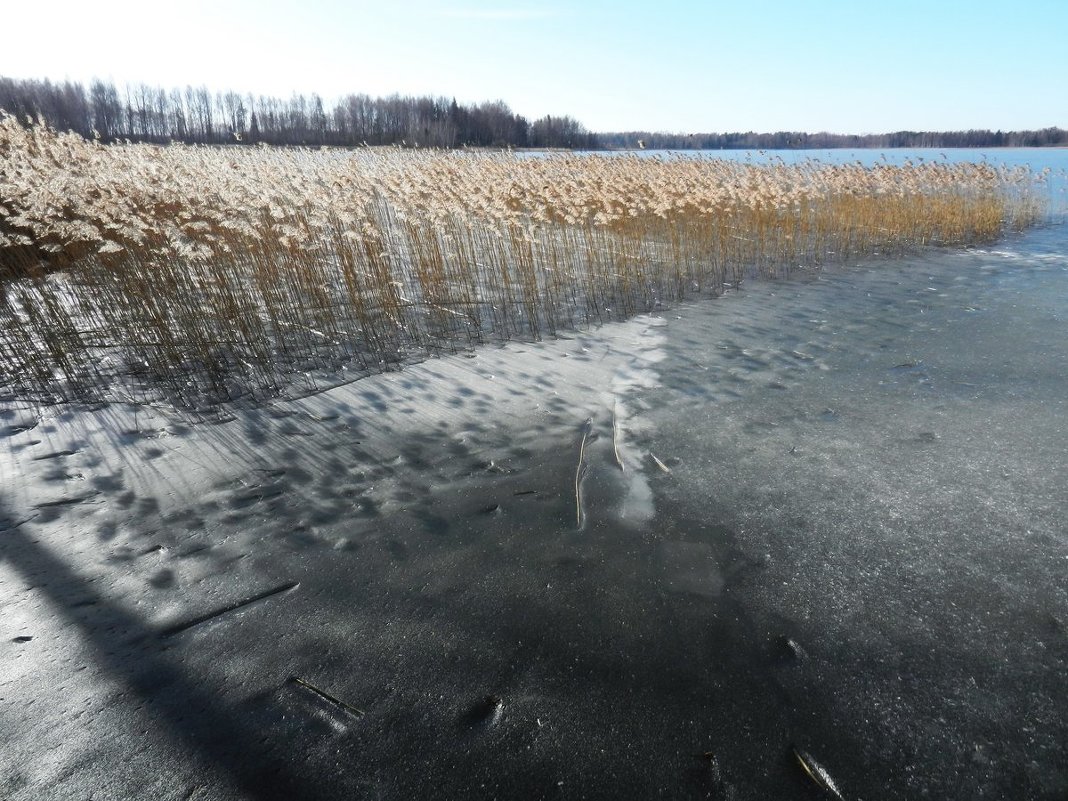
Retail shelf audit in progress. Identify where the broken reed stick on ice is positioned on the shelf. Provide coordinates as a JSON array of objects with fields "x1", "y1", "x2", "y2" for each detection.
[
  {"x1": 650, "y1": 453, "x2": 671, "y2": 473},
  {"x1": 575, "y1": 417, "x2": 593, "y2": 528},
  {"x1": 611, "y1": 401, "x2": 624, "y2": 472},
  {"x1": 289, "y1": 675, "x2": 365, "y2": 718}
]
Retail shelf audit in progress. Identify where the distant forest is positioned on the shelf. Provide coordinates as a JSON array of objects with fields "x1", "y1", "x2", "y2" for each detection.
[
  {"x1": 0, "y1": 76, "x2": 597, "y2": 149},
  {"x1": 598, "y1": 128, "x2": 1068, "y2": 150},
  {"x1": 2, "y1": 76, "x2": 1065, "y2": 151}
]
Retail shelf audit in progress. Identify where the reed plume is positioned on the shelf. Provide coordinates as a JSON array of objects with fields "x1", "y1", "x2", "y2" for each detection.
[{"x1": 0, "y1": 114, "x2": 1046, "y2": 405}]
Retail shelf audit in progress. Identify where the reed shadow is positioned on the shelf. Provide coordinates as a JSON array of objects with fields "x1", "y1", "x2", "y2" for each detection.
[{"x1": 0, "y1": 495, "x2": 327, "y2": 801}]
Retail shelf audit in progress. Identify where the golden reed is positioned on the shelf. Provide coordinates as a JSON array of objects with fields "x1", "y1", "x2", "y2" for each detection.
[{"x1": 0, "y1": 114, "x2": 1043, "y2": 404}]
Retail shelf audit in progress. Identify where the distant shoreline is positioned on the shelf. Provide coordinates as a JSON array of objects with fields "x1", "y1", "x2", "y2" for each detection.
[
  {"x1": 595, "y1": 144, "x2": 1068, "y2": 152},
  {"x1": 2, "y1": 74, "x2": 1065, "y2": 152}
]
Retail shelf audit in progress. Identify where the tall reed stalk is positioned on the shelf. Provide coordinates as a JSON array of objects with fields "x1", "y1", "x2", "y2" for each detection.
[{"x1": 0, "y1": 114, "x2": 1046, "y2": 406}]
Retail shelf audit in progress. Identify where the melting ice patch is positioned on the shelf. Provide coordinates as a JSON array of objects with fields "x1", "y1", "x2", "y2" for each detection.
[{"x1": 594, "y1": 320, "x2": 667, "y2": 526}]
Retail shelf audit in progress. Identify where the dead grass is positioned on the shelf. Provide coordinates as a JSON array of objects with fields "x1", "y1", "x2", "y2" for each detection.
[{"x1": 0, "y1": 114, "x2": 1045, "y2": 405}]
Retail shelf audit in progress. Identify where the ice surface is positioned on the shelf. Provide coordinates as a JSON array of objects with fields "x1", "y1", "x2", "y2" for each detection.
[{"x1": 1, "y1": 225, "x2": 1066, "y2": 800}]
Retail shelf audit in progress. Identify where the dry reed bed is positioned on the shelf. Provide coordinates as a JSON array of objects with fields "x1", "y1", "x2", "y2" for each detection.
[{"x1": 0, "y1": 114, "x2": 1044, "y2": 405}]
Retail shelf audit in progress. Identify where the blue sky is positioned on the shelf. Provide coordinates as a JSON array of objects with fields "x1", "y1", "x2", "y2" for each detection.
[{"x1": 3, "y1": 0, "x2": 1065, "y2": 133}]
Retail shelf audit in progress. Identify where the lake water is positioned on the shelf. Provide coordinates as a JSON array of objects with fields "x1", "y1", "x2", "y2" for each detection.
[{"x1": 631, "y1": 146, "x2": 1068, "y2": 171}]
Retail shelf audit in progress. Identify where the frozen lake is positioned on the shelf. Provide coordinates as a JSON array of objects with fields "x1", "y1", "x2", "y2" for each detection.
[{"x1": 1, "y1": 161, "x2": 1066, "y2": 798}]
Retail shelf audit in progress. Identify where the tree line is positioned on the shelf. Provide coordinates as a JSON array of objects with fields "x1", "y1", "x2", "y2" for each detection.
[
  {"x1": 0, "y1": 76, "x2": 598, "y2": 149},
  {"x1": 597, "y1": 127, "x2": 1068, "y2": 150},
  {"x1": 3, "y1": 75, "x2": 1064, "y2": 151}
]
